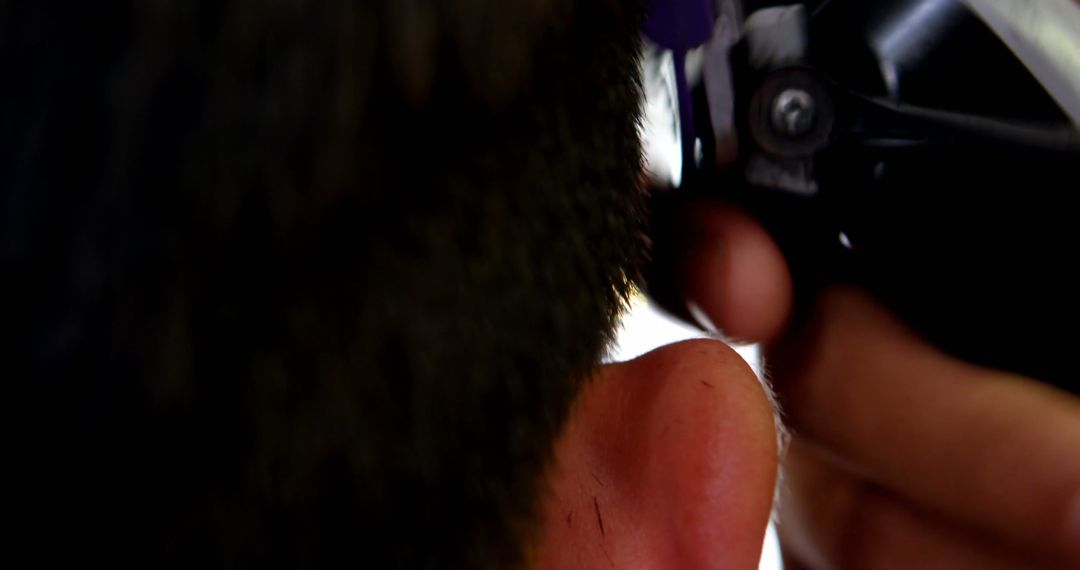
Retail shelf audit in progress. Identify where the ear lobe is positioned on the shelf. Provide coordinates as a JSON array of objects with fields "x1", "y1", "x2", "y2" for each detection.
[{"x1": 532, "y1": 339, "x2": 779, "y2": 569}]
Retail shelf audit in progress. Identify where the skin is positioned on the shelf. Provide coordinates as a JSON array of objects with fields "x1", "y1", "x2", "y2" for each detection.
[
  {"x1": 533, "y1": 339, "x2": 780, "y2": 569},
  {"x1": 671, "y1": 203, "x2": 1080, "y2": 569}
]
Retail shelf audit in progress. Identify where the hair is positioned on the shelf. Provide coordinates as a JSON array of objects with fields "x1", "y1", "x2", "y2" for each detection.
[{"x1": 2, "y1": 0, "x2": 648, "y2": 567}]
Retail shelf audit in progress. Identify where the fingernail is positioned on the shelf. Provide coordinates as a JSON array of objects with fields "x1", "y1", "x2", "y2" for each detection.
[{"x1": 686, "y1": 300, "x2": 721, "y2": 335}]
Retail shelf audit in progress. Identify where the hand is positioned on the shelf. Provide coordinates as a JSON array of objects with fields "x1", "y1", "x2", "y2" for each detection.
[
  {"x1": 772, "y1": 286, "x2": 1080, "y2": 569},
  {"x1": 652, "y1": 200, "x2": 1080, "y2": 568}
]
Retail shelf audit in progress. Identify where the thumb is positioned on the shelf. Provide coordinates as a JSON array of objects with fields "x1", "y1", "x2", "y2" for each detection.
[{"x1": 646, "y1": 195, "x2": 792, "y2": 344}]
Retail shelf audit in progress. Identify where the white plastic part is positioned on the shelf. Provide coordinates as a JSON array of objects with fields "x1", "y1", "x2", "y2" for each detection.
[
  {"x1": 641, "y1": 41, "x2": 684, "y2": 188},
  {"x1": 870, "y1": 0, "x2": 967, "y2": 99},
  {"x1": 743, "y1": 5, "x2": 808, "y2": 70},
  {"x1": 961, "y1": 0, "x2": 1080, "y2": 127},
  {"x1": 702, "y1": 0, "x2": 743, "y2": 166}
]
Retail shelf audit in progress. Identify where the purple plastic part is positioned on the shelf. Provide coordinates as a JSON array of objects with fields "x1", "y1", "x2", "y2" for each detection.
[
  {"x1": 643, "y1": 0, "x2": 716, "y2": 51},
  {"x1": 644, "y1": 0, "x2": 718, "y2": 185}
]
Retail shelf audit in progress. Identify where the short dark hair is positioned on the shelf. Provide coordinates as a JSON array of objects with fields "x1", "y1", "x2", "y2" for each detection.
[{"x1": 2, "y1": 0, "x2": 648, "y2": 567}]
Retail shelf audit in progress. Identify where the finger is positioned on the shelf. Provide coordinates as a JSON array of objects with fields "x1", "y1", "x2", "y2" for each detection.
[
  {"x1": 682, "y1": 200, "x2": 794, "y2": 343},
  {"x1": 645, "y1": 194, "x2": 793, "y2": 343},
  {"x1": 777, "y1": 439, "x2": 1057, "y2": 570},
  {"x1": 770, "y1": 286, "x2": 1080, "y2": 566},
  {"x1": 678, "y1": 202, "x2": 792, "y2": 344},
  {"x1": 644, "y1": 192, "x2": 793, "y2": 343}
]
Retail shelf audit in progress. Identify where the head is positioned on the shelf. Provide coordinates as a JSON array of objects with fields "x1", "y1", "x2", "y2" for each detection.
[{"x1": 2, "y1": 1, "x2": 776, "y2": 567}]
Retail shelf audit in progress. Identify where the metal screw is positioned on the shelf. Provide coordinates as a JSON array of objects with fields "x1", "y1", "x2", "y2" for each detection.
[{"x1": 771, "y1": 88, "x2": 816, "y2": 137}]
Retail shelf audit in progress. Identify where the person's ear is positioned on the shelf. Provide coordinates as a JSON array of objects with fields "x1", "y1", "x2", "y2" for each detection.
[{"x1": 531, "y1": 339, "x2": 779, "y2": 569}]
